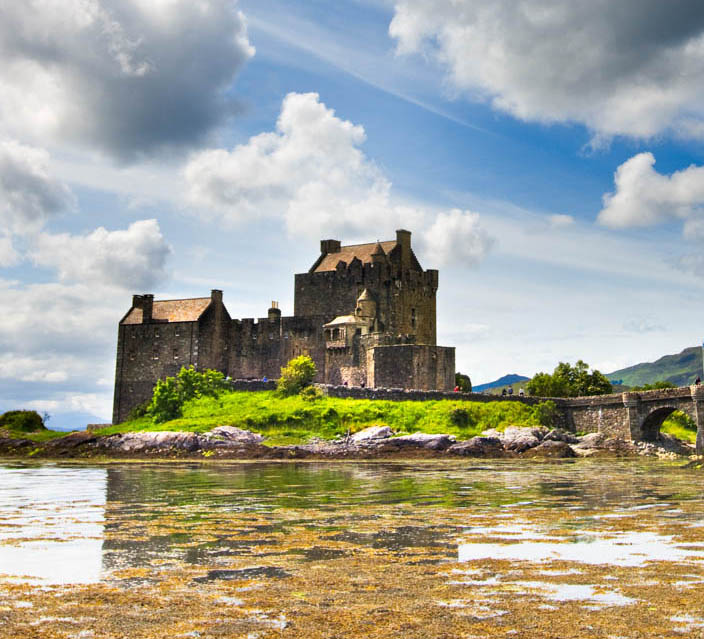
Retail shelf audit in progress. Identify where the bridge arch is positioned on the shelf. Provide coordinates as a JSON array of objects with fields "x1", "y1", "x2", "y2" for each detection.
[{"x1": 639, "y1": 406, "x2": 678, "y2": 441}]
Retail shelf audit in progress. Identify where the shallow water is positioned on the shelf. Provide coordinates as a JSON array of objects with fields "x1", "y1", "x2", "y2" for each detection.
[{"x1": 1, "y1": 459, "x2": 704, "y2": 637}]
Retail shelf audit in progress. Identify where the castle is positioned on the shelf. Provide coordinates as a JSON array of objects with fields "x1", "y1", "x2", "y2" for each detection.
[{"x1": 112, "y1": 230, "x2": 455, "y2": 423}]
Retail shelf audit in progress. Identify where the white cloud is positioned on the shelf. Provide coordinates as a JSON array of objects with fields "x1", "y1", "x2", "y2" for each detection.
[
  {"x1": 186, "y1": 91, "x2": 492, "y2": 264},
  {"x1": 0, "y1": 0, "x2": 254, "y2": 160},
  {"x1": 0, "y1": 140, "x2": 75, "y2": 234},
  {"x1": 0, "y1": 234, "x2": 19, "y2": 267},
  {"x1": 421, "y1": 209, "x2": 493, "y2": 267},
  {"x1": 390, "y1": 1, "x2": 704, "y2": 143},
  {"x1": 185, "y1": 91, "x2": 414, "y2": 238},
  {"x1": 30, "y1": 219, "x2": 171, "y2": 290},
  {"x1": 598, "y1": 153, "x2": 704, "y2": 228},
  {"x1": 549, "y1": 214, "x2": 574, "y2": 229}
]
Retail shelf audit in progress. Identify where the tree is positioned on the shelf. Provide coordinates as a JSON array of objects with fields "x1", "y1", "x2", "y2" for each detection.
[
  {"x1": 277, "y1": 355, "x2": 317, "y2": 396},
  {"x1": 526, "y1": 360, "x2": 612, "y2": 398},
  {"x1": 631, "y1": 380, "x2": 676, "y2": 391},
  {"x1": 148, "y1": 366, "x2": 228, "y2": 423},
  {"x1": 455, "y1": 372, "x2": 472, "y2": 392}
]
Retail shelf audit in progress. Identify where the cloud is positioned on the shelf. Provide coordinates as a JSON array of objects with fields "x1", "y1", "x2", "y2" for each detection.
[
  {"x1": 598, "y1": 153, "x2": 704, "y2": 228},
  {"x1": 421, "y1": 209, "x2": 493, "y2": 267},
  {"x1": 30, "y1": 219, "x2": 171, "y2": 290},
  {"x1": 0, "y1": 234, "x2": 19, "y2": 267},
  {"x1": 549, "y1": 214, "x2": 575, "y2": 229},
  {"x1": 0, "y1": 140, "x2": 75, "y2": 234},
  {"x1": 185, "y1": 91, "x2": 493, "y2": 265},
  {"x1": 0, "y1": 0, "x2": 254, "y2": 160},
  {"x1": 185, "y1": 91, "x2": 414, "y2": 237},
  {"x1": 390, "y1": 1, "x2": 704, "y2": 142},
  {"x1": 0, "y1": 278, "x2": 130, "y2": 423}
]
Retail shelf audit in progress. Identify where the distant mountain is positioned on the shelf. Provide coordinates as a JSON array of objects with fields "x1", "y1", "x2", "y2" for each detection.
[
  {"x1": 474, "y1": 374, "x2": 530, "y2": 392},
  {"x1": 607, "y1": 346, "x2": 703, "y2": 388}
]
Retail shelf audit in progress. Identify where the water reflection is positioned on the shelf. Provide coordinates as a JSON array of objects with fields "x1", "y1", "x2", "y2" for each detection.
[
  {"x1": 2, "y1": 459, "x2": 704, "y2": 635},
  {"x1": 0, "y1": 465, "x2": 106, "y2": 584}
]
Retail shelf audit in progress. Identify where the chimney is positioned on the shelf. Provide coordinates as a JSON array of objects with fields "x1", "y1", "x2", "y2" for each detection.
[
  {"x1": 268, "y1": 300, "x2": 281, "y2": 321},
  {"x1": 320, "y1": 239, "x2": 341, "y2": 254},
  {"x1": 396, "y1": 229, "x2": 411, "y2": 270},
  {"x1": 136, "y1": 294, "x2": 153, "y2": 323},
  {"x1": 211, "y1": 289, "x2": 223, "y2": 304}
]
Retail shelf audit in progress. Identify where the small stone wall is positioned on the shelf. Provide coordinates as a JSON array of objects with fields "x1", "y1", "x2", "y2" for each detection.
[
  {"x1": 315, "y1": 384, "x2": 551, "y2": 404},
  {"x1": 229, "y1": 379, "x2": 277, "y2": 392}
]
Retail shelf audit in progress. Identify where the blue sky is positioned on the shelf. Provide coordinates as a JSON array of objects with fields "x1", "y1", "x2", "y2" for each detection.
[{"x1": 2, "y1": 0, "x2": 704, "y2": 429}]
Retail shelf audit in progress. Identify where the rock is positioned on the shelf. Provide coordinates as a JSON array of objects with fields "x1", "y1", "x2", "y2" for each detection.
[
  {"x1": 543, "y1": 428, "x2": 579, "y2": 444},
  {"x1": 500, "y1": 427, "x2": 541, "y2": 453},
  {"x1": 384, "y1": 432, "x2": 456, "y2": 451},
  {"x1": 205, "y1": 426, "x2": 264, "y2": 446},
  {"x1": 350, "y1": 425, "x2": 393, "y2": 443},
  {"x1": 522, "y1": 440, "x2": 576, "y2": 458},
  {"x1": 105, "y1": 431, "x2": 201, "y2": 452},
  {"x1": 447, "y1": 437, "x2": 504, "y2": 457},
  {"x1": 575, "y1": 432, "x2": 606, "y2": 448}
]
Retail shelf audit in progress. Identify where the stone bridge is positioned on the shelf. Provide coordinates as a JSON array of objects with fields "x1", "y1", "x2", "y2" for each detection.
[{"x1": 563, "y1": 385, "x2": 704, "y2": 454}]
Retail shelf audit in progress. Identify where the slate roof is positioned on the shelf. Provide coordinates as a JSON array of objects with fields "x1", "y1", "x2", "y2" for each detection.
[
  {"x1": 313, "y1": 240, "x2": 396, "y2": 272},
  {"x1": 121, "y1": 298, "x2": 211, "y2": 325},
  {"x1": 323, "y1": 314, "x2": 370, "y2": 327}
]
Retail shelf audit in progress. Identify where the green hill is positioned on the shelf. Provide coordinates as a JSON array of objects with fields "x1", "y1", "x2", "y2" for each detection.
[{"x1": 607, "y1": 346, "x2": 703, "y2": 388}]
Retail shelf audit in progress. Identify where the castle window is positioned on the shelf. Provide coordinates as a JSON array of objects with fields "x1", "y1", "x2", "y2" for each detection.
[
  {"x1": 332, "y1": 328, "x2": 340, "y2": 340},
  {"x1": 173, "y1": 349, "x2": 179, "y2": 360},
  {"x1": 411, "y1": 308, "x2": 417, "y2": 329},
  {"x1": 355, "y1": 328, "x2": 362, "y2": 336},
  {"x1": 155, "y1": 328, "x2": 160, "y2": 338},
  {"x1": 153, "y1": 350, "x2": 159, "y2": 360}
]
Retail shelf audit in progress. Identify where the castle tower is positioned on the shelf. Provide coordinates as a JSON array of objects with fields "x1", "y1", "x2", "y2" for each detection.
[{"x1": 355, "y1": 288, "x2": 376, "y2": 319}]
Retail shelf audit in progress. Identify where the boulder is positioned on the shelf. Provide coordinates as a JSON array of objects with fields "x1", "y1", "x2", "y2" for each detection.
[
  {"x1": 384, "y1": 432, "x2": 456, "y2": 451},
  {"x1": 575, "y1": 432, "x2": 606, "y2": 448},
  {"x1": 543, "y1": 428, "x2": 579, "y2": 444},
  {"x1": 500, "y1": 427, "x2": 541, "y2": 453},
  {"x1": 522, "y1": 440, "x2": 576, "y2": 458},
  {"x1": 205, "y1": 426, "x2": 264, "y2": 446},
  {"x1": 447, "y1": 436, "x2": 504, "y2": 457},
  {"x1": 106, "y1": 431, "x2": 201, "y2": 452},
  {"x1": 350, "y1": 425, "x2": 393, "y2": 443}
]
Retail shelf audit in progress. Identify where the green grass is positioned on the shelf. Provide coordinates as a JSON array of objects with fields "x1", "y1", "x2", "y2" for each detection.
[
  {"x1": 95, "y1": 390, "x2": 550, "y2": 445},
  {"x1": 0, "y1": 427, "x2": 68, "y2": 442},
  {"x1": 661, "y1": 410, "x2": 697, "y2": 444}
]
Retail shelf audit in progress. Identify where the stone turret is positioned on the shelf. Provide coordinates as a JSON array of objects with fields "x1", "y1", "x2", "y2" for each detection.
[{"x1": 355, "y1": 288, "x2": 376, "y2": 319}]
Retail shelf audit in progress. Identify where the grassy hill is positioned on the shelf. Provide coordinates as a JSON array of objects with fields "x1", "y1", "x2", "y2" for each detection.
[
  {"x1": 98, "y1": 391, "x2": 554, "y2": 445},
  {"x1": 607, "y1": 346, "x2": 703, "y2": 388}
]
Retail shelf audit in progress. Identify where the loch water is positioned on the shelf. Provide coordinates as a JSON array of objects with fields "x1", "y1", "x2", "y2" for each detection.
[{"x1": 1, "y1": 459, "x2": 704, "y2": 638}]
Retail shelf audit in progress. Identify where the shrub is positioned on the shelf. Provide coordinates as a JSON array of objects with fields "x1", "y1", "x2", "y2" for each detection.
[
  {"x1": 0, "y1": 410, "x2": 46, "y2": 433},
  {"x1": 455, "y1": 373, "x2": 472, "y2": 392},
  {"x1": 127, "y1": 400, "x2": 150, "y2": 421},
  {"x1": 533, "y1": 400, "x2": 559, "y2": 427},
  {"x1": 300, "y1": 385, "x2": 323, "y2": 401},
  {"x1": 276, "y1": 355, "x2": 317, "y2": 396},
  {"x1": 148, "y1": 366, "x2": 228, "y2": 423},
  {"x1": 450, "y1": 408, "x2": 469, "y2": 427}
]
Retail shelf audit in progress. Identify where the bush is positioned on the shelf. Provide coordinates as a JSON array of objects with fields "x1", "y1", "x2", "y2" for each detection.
[
  {"x1": 300, "y1": 385, "x2": 323, "y2": 401},
  {"x1": 276, "y1": 355, "x2": 317, "y2": 396},
  {"x1": 127, "y1": 400, "x2": 150, "y2": 421},
  {"x1": 0, "y1": 410, "x2": 46, "y2": 433},
  {"x1": 450, "y1": 408, "x2": 469, "y2": 427},
  {"x1": 148, "y1": 366, "x2": 228, "y2": 423},
  {"x1": 533, "y1": 400, "x2": 559, "y2": 427},
  {"x1": 455, "y1": 373, "x2": 472, "y2": 392},
  {"x1": 631, "y1": 381, "x2": 676, "y2": 391}
]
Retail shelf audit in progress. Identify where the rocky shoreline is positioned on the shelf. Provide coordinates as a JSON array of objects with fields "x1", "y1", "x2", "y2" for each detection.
[{"x1": 0, "y1": 424, "x2": 695, "y2": 460}]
